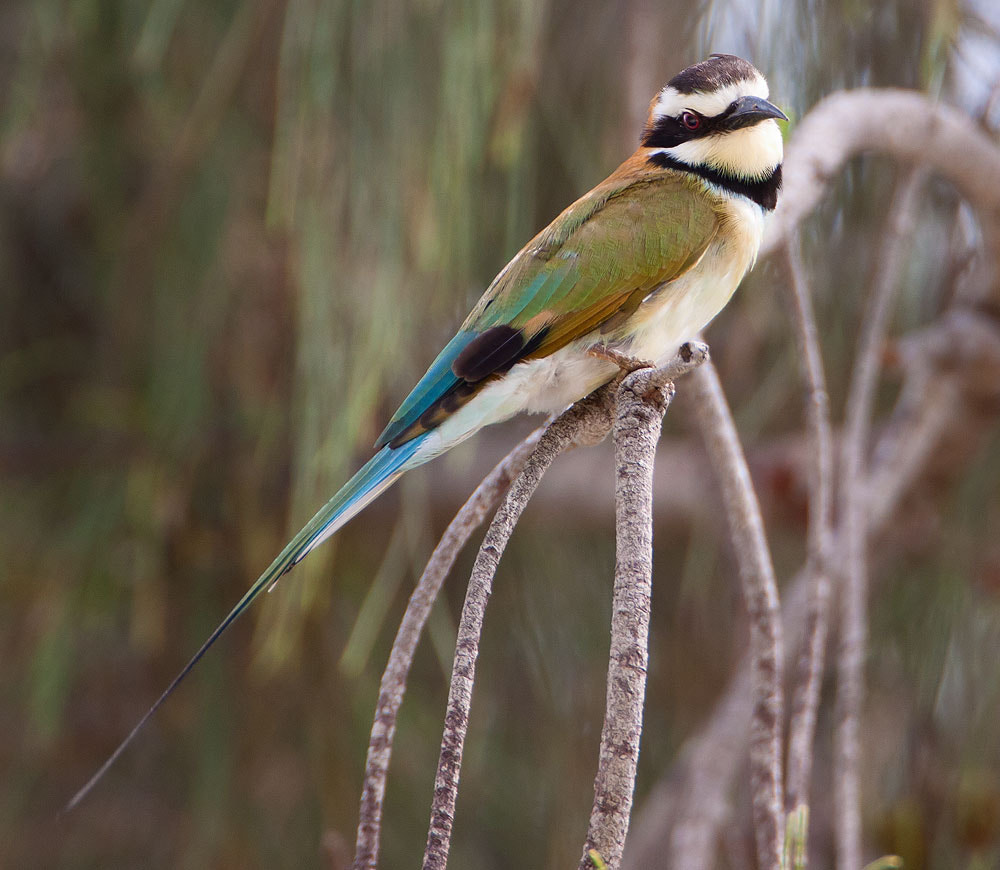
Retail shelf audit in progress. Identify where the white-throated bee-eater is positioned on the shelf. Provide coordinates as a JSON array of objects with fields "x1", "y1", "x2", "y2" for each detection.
[{"x1": 69, "y1": 53, "x2": 786, "y2": 809}]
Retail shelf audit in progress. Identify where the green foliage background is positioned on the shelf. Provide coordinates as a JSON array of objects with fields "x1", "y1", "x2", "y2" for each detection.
[{"x1": 2, "y1": 0, "x2": 999, "y2": 867}]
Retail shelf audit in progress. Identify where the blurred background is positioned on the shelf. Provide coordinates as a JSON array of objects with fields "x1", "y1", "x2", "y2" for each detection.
[{"x1": 3, "y1": 0, "x2": 1000, "y2": 867}]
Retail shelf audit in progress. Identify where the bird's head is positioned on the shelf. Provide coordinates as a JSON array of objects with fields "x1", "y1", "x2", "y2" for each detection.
[{"x1": 642, "y1": 55, "x2": 787, "y2": 183}]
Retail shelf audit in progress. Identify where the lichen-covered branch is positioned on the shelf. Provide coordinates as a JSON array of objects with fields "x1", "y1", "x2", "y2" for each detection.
[
  {"x1": 352, "y1": 429, "x2": 543, "y2": 870},
  {"x1": 580, "y1": 344, "x2": 709, "y2": 870}
]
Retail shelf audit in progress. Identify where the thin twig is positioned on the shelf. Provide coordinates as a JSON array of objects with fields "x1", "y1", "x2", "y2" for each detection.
[
  {"x1": 688, "y1": 360, "x2": 785, "y2": 870},
  {"x1": 835, "y1": 166, "x2": 925, "y2": 870},
  {"x1": 580, "y1": 344, "x2": 709, "y2": 870},
  {"x1": 782, "y1": 239, "x2": 836, "y2": 817},
  {"x1": 423, "y1": 387, "x2": 619, "y2": 870},
  {"x1": 352, "y1": 429, "x2": 544, "y2": 870}
]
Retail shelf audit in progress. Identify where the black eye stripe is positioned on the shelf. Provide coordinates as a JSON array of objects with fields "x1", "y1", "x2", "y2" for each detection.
[{"x1": 640, "y1": 111, "x2": 721, "y2": 149}]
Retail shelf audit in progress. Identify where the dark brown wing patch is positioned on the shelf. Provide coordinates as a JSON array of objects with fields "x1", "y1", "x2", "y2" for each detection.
[
  {"x1": 388, "y1": 324, "x2": 551, "y2": 448},
  {"x1": 452, "y1": 324, "x2": 549, "y2": 382}
]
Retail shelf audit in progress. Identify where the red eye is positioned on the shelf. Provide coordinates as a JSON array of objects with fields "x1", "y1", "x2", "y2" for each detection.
[{"x1": 681, "y1": 111, "x2": 700, "y2": 130}]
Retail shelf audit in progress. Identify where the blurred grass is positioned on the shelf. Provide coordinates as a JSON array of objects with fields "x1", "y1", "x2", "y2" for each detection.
[{"x1": 1, "y1": 0, "x2": 999, "y2": 867}]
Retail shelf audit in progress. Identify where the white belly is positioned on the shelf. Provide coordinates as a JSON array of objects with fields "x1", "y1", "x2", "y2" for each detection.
[
  {"x1": 414, "y1": 348, "x2": 617, "y2": 460},
  {"x1": 414, "y1": 196, "x2": 765, "y2": 463}
]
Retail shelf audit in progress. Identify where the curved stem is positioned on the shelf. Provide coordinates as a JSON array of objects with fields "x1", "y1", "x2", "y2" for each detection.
[
  {"x1": 423, "y1": 389, "x2": 619, "y2": 870},
  {"x1": 689, "y1": 360, "x2": 785, "y2": 870},
  {"x1": 352, "y1": 429, "x2": 543, "y2": 870},
  {"x1": 834, "y1": 166, "x2": 925, "y2": 870},
  {"x1": 782, "y1": 238, "x2": 835, "y2": 814}
]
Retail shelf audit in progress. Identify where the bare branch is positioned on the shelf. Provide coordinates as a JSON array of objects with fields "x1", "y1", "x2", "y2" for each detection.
[
  {"x1": 688, "y1": 361, "x2": 785, "y2": 870},
  {"x1": 352, "y1": 428, "x2": 543, "y2": 870},
  {"x1": 581, "y1": 343, "x2": 709, "y2": 870},
  {"x1": 423, "y1": 388, "x2": 619, "y2": 870},
  {"x1": 835, "y1": 166, "x2": 926, "y2": 870},
  {"x1": 782, "y1": 237, "x2": 835, "y2": 816}
]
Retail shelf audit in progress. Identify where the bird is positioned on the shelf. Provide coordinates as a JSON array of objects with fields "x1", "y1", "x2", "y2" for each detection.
[{"x1": 67, "y1": 53, "x2": 786, "y2": 809}]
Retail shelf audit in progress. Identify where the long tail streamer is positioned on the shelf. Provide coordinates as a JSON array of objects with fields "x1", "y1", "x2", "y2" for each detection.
[{"x1": 64, "y1": 439, "x2": 423, "y2": 812}]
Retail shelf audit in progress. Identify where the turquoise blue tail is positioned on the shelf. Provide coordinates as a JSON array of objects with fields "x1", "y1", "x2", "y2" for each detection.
[{"x1": 65, "y1": 437, "x2": 426, "y2": 812}]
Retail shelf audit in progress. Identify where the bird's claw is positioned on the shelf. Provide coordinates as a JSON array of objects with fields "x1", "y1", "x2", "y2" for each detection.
[{"x1": 587, "y1": 345, "x2": 655, "y2": 373}]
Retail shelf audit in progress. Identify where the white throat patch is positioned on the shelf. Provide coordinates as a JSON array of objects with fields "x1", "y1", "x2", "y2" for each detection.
[{"x1": 653, "y1": 122, "x2": 784, "y2": 180}]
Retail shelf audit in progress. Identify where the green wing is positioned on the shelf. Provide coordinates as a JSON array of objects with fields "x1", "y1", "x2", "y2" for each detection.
[{"x1": 377, "y1": 170, "x2": 719, "y2": 448}]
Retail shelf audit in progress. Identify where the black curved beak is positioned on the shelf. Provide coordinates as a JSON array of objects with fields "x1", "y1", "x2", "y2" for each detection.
[{"x1": 723, "y1": 95, "x2": 788, "y2": 130}]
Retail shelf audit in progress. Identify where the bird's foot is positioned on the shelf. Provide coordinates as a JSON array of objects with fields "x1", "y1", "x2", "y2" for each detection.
[{"x1": 587, "y1": 345, "x2": 655, "y2": 373}]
